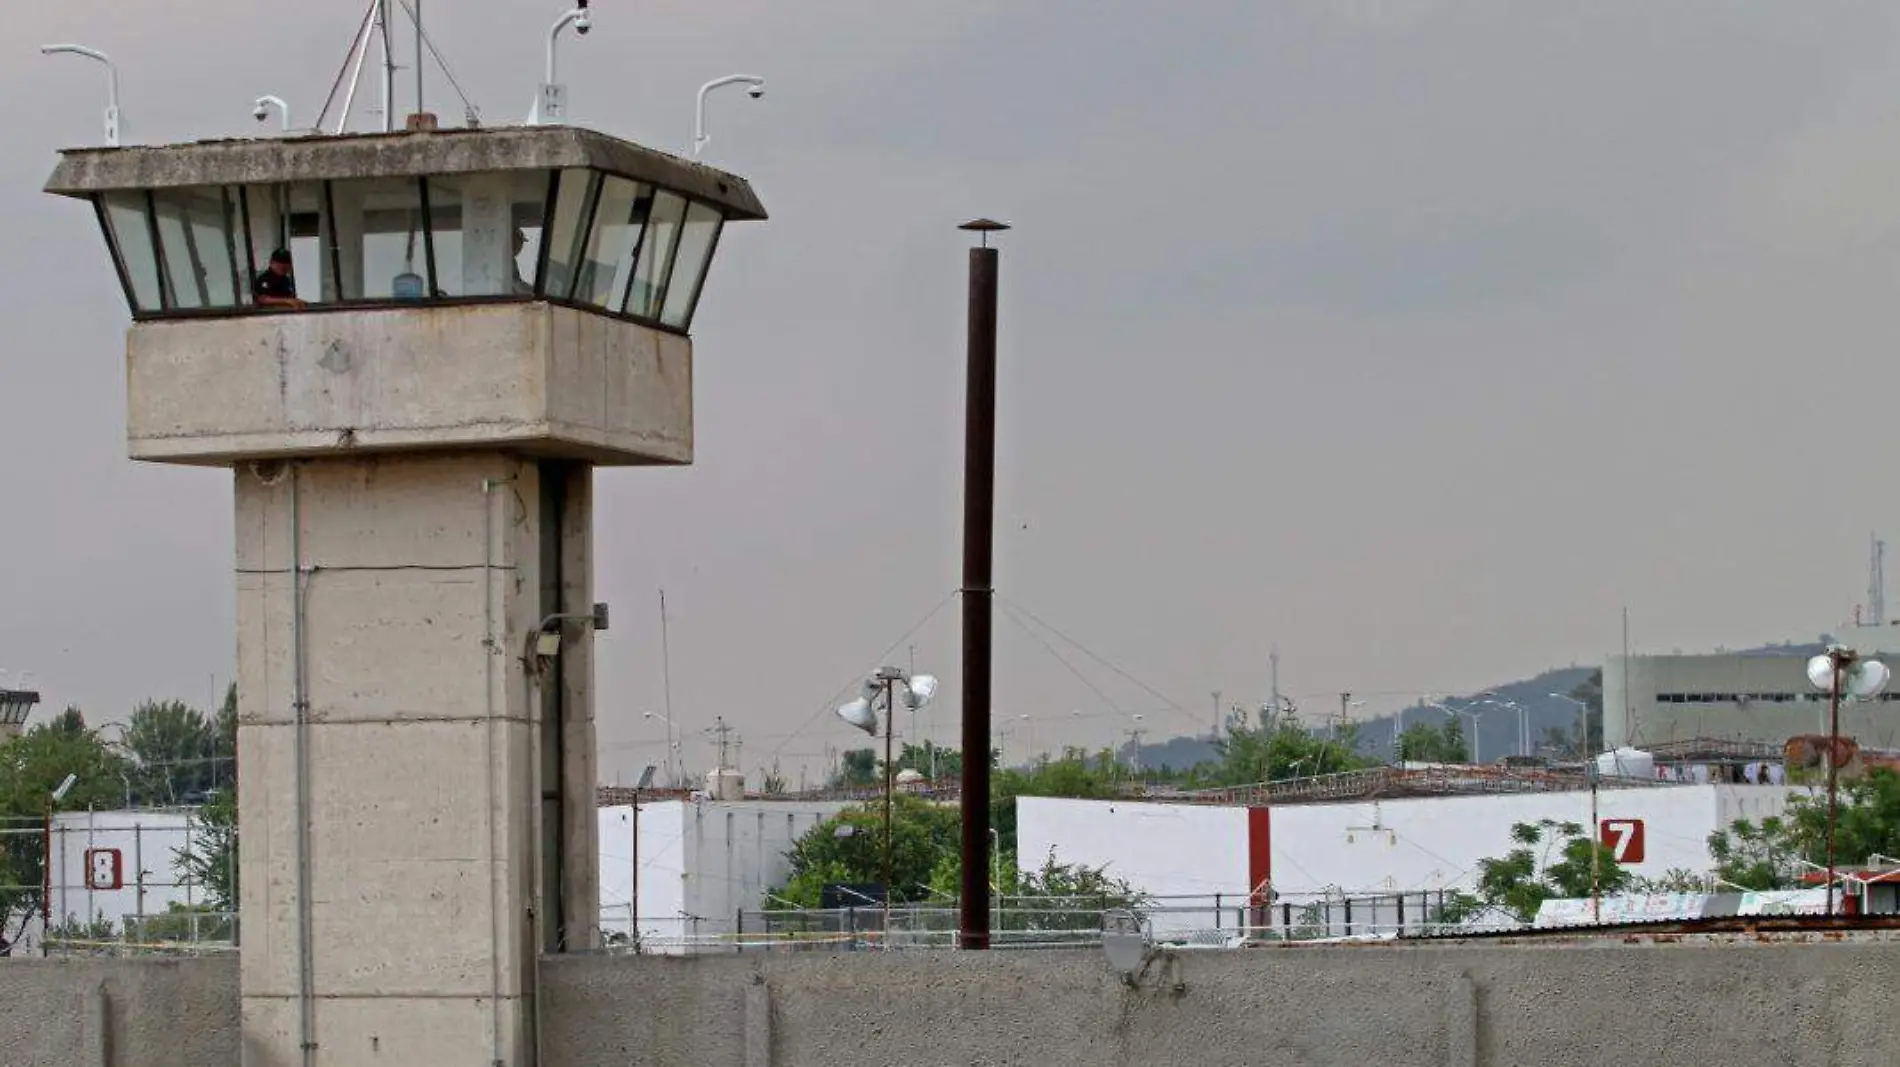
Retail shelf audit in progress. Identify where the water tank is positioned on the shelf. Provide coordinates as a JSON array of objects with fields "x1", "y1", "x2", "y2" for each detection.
[
  {"x1": 1595, "y1": 747, "x2": 1655, "y2": 781},
  {"x1": 705, "y1": 768, "x2": 745, "y2": 801}
]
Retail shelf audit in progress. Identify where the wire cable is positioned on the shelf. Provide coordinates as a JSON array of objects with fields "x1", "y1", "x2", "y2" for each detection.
[{"x1": 760, "y1": 591, "x2": 959, "y2": 764}]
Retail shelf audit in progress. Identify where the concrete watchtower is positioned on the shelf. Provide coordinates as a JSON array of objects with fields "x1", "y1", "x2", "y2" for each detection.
[{"x1": 45, "y1": 127, "x2": 764, "y2": 1066}]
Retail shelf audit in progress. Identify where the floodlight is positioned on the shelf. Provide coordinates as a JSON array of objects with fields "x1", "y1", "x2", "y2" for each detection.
[
  {"x1": 904, "y1": 674, "x2": 939, "y2": 709},
  {"x1": 836, "y1": 698, "x2": 877, "y2": 735},
  {"x1": 1848, "y1": 660, "x2": 1891, "y2": 699},
  {"x1": 1808, "y1": 654, "x2": 1837, "y2": 692}
]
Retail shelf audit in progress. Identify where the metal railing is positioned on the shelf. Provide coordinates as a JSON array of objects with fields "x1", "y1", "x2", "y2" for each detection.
[{"x1": 602, "y1": 890, "x2": 1530, "y2": 954}]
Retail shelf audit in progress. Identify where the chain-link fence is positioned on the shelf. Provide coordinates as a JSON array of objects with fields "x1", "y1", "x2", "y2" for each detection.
[
  {"x1": 603, "y1": 889, "x2": 1528, "y2": 954},
  {"x1": 0, "y1": 811, "x2": 235, "y2": 958}
]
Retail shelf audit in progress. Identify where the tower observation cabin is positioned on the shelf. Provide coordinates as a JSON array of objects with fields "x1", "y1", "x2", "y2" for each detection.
[{"x1": 46, "y1": 126, "x2": 766, "y2": 466}]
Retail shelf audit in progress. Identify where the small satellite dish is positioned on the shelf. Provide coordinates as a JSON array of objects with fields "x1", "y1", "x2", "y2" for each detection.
[{"x1": 1101, "y1": 908, "x2": 1151, "y2": 978}]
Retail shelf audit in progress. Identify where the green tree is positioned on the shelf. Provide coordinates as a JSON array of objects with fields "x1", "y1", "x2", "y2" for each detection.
[
  {"x1": 992, "y1": 747, "x2": 1130, "y2": 853},
  {"x1": 1195, "y1": 707, "x2": 1369, "y2": 787},
  {"x1": 0, "y1": 710, "x2": 131, "y2": 944},
  {"x1": 1707, "y1": 767, "x2": 1900, "y2": 890},
  {"x1": 1472, "y1": 819, "x2": 1632, "y2": 922},
  {"x1": 773, "y1": 795, "x2": 961, "y2": 907},
  {"x1": 897, "y1": 741, "x2": 962, "y2": 779},
  {"x1": 1397, "y1": 718, "x2": 1469, "y2": 763},
  {"x1": 175, "y1": 787, "x2": 237, "y2": 912},
  {"x1": 830, "y1": 749, "x2": 878, "y2": 789},
  {"x1": 927, "y1": 847, "x2": 1149, "y2": 932},
  {"x1": 123, "y1": 699, "x2": 222, "y2": 806}
]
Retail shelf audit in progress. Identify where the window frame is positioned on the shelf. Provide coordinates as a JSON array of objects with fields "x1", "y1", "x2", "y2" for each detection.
[{"x1": 100, "y1": 169, "x2": 728, "y2": 335}]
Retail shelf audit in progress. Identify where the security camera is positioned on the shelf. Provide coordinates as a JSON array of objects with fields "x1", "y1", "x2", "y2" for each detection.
[
  {"x1": 747, "y1": 85, "x2": 765, "y2": 100},
  {"x1": 575, "y1": 13, "x2": 592, "y2": 34},
  {"x1": 253, "y1": 104, "x2": 270, "y2": 123}
]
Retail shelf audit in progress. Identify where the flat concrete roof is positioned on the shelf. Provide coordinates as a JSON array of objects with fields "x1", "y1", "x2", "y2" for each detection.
[{"x1": 43, "y1": 125, "x2": 766, "y2": 221}]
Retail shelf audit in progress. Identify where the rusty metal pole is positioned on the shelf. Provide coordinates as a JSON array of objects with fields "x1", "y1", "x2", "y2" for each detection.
[
  {"x1": 883, "y1": 676, "x2": 895, "y2": 947},
  {"x1": 1826, "y1": 653, "x2": 1845, "y2": 917},
  {"x1": 958, "y1": 218, "x2": 1007, "y2": 950}
]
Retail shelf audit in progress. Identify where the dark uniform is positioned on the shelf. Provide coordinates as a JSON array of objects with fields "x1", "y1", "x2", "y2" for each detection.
[{"x1": 253, "y1": 267, "x2": 298, "y2": 302}]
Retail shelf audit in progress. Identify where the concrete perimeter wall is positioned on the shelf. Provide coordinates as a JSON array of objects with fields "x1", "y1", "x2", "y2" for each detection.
[
  {"x1": 0, "y1": 958, "x2": 238, "y2": 1067},
  {"x1": 11, "y1": 940, "x2": 1900, "y2": 1066}
]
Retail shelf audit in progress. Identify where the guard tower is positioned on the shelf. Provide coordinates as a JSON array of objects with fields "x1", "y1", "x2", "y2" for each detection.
[
  {"x1": 0, "y1": 685, "x2": 40, "y2": 741},
  {"x1": 45, "y1": 127, "x2": 764, "y2": 1066}
]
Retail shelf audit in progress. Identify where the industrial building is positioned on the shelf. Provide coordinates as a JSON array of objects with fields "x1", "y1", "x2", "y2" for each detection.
[{"x1": 1603, "y1": 640, "x2": 1900, "y2": 751}]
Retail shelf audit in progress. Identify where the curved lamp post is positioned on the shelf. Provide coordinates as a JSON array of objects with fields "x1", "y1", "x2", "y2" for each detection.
[
  {"x1": 693, "y1": 74, "x2": 765, "y2": 159},
  {"x1": 1805, "y1": 645, "x2": 1890, "y2": 915},
  {"x1": 534, "y1": 4, "x2": 592, "y2": 124},
  {"x1": 41, "y1": 44, "x2": 120, "y2": 146}
]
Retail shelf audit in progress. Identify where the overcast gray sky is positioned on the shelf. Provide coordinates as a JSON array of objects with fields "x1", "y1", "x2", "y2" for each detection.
[{"x1": 5, "y1": 1, "x2": 1900, "y2": 785}]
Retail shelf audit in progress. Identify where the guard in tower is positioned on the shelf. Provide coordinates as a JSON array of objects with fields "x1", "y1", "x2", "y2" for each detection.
[{"x1": 252, "y1": 248, "x2": 305, "y2": 309}]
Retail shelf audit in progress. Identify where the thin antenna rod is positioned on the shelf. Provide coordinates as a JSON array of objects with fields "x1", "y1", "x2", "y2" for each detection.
[
  {"x1": 378, "y1": 0, "x2": 396, "y2": 132},
  {"x1": 413, "y1": 0, "x2": 424, "y2": 117},
  {"x1": 660, "y1": 590, "x2": 675, "y2": 784},
  {"x1": 1871, "y1": 534, "x2": 1887, "y2": 628},
  {"x1": 335, "y1": 0, "x2": 380, "y2": 134}
]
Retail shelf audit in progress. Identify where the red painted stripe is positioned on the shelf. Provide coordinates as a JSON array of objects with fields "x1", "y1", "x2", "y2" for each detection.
[{"x1": 1247, "y1": 806, "x2": 1271, "y2": 904}]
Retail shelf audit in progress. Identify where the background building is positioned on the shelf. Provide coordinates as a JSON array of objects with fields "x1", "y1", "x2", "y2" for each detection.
[
  {"x1": 599, "y1": 798, "x2": 845, "y2": 954},
  {"x1": 1603, "y1": 647, "x2": 1900, "y2": 751}
]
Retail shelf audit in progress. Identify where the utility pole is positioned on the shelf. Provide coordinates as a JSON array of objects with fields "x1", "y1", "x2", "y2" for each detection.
[
  {"x1": 1124, "y1": 727, "x2": 1147, "y2": 771},
  {"x1": 1337, "y1": 692, "x2": 1351, "y2": 741},
  {"x1": 958, "y1": 218, "x2": 1007, "y2": 951},
  {"x1": 1211, "y1": 690, "x2": 1222, "y2": 741}
]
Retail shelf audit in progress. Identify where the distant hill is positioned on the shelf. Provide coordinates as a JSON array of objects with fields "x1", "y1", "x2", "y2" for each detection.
[{"x1": 1124, "y1": 638, "x2": 1833, "y2": 770}]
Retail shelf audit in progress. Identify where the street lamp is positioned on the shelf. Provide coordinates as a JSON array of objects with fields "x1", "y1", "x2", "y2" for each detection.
[
  {"x1": 693, "y1": 74, "x2": 765, "y2": 159},
  {"x1": 41, "y1": 44, "x2": 121, "y2": 147},
  {"x1": 1427, "y1": 701, "x2": 1485, "y2": 764},
  {"x1": 1549, "y1": 693, "x2": 1591, "y2": 759},
  {"x1": 1805, "y1": 645, "x2": 1890, "y2": 916},
  {"x1": 41, "y1": 773, "x2": 77, "y2": 955},
  {"x1": 534, "y1": 2, "x2": 592, "y2": 124},
  {"x1": 836, "y1": 665, "x2": 938, "y2": 939}
]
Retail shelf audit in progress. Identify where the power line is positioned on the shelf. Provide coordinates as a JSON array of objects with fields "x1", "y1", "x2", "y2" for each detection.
[{"x1": 760, "y1": 591, "x2": 958, "y2": 764}]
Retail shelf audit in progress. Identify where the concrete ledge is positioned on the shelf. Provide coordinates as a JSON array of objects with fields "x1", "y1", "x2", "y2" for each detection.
[{"x1": 126, "y1": 304, "x2": 692, "y2": 467}]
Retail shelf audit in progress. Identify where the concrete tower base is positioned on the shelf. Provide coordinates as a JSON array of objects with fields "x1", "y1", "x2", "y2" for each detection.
[{"x1": 234, "y1": 453, "x2": 599, "y2": 1067}]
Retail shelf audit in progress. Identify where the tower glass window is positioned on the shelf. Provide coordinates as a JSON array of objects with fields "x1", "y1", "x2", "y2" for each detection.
[{"x1": 62, "y1": 131, "x2": 762, "y2": 334}]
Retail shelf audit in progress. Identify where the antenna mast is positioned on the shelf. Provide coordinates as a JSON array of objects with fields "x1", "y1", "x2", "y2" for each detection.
[{"x1": 1871, "y1": 535, "x2": 1887, "y2": 628}]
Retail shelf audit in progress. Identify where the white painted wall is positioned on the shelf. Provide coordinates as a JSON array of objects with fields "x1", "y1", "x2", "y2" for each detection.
[
  {"x1": 598, "y1": 799, "x2": 844, "y2": 954},
  {"x1": 7, "y1": 810, "x2": 207, "y2": 953},
  {"x1": 1017, "y1": 785, "x2": 1807, "y2": 913},
  {"x1": 1016, "y1": 797, "x2": 1253, "y2": 939},
  {"x1": 1266, "y1": 785, "x2": 1800, "y2": 895}
]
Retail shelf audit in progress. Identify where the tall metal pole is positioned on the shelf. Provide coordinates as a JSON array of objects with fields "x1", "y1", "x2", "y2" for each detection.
[
  {"x1": 882, "y1": 677, "x2": 895, "y2": 946},
  {"x1": 1827, "y1": 655, "x2": 1844, "y2": 917},
  {"x1": 958, "y1": 219, "x2": 1006, "y2": 950}
]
